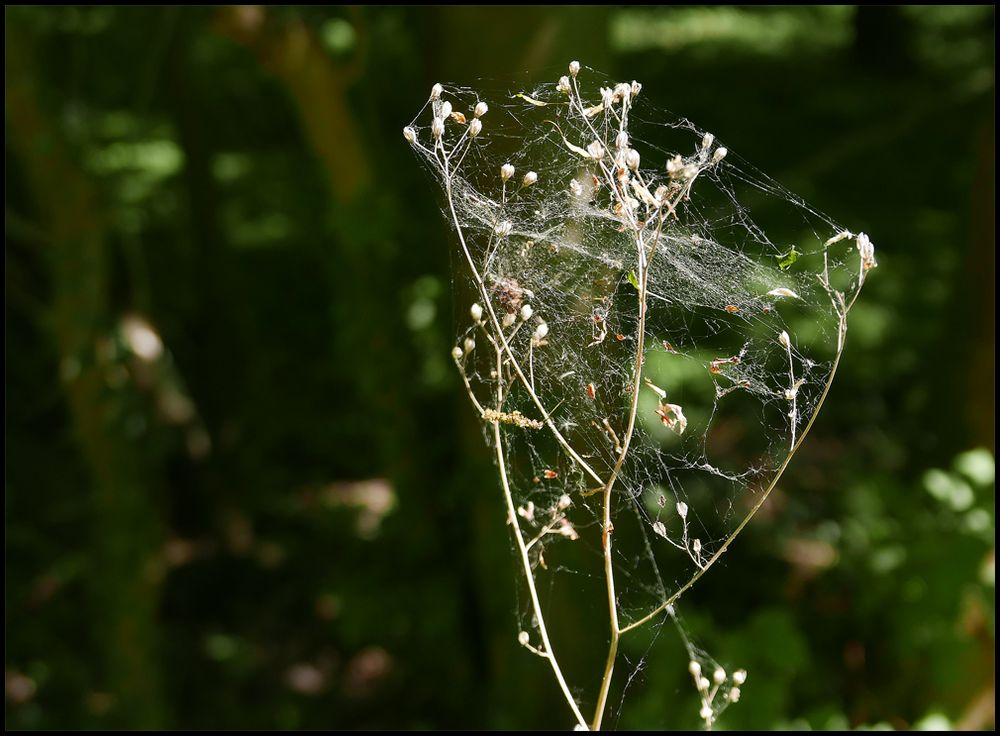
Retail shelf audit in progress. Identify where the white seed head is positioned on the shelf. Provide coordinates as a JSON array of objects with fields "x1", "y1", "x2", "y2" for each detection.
[
  {"x1": 713, "y1": 668, "x2": 726, "y2": 685},
  {"x1": 431, "y1": 117, "x2": 444, "y2": 139},
  {"x1": 430, "y1": 83, "x2": 443, "y2": 100},
  {"x1": 625, "y1": 149, "x2": 641, "y2": 172},
  {"x1": 733, "y1": 669, "x2": 747, "y2": 685},
  {"x1": 779, "y1": 330, "x2": 791, "y2": 349},
  {"x1": 569, "y1": 60, "x2": 580, "y2": 77},
  {"x1": 729, "y1": 687, "x2": 742, "y2": 703},
  {"x1": 494, "y1": 220, "x2": 512, "y2": 238},
  {"x1": 533, "y1": 321, "x2": 549, "y2": 341},
  {"x1": 451, "y1": 346, "x2": 463, "y2": 360},
  {"x1": 502, "y1": 312, "x2": 516, "y2": 328},
  {"x1": 522, "y1": 171, "x2": 538, "y2": 187},
  {"x1": 688, "y1": 661, "x2": 702, "y2": 678},
  {"x1": 587, "y1": 140, "x2": 605, "y2": 160},
  {"x1": 439, "y1": 100, "x2": 452, "y2": 119},
  {"x1": 520, "y1": 303, "x2": 533, "y2": 321},
  {"x1": 702, "y1": 132, "x2": 715, "y2": 150},
  {"x1": 402, "y1": 126, "x2": 417, "y2": 143},
  {"x1": 557, "y1": 75, "x2": 571, "y2": 94},
  {"x1": 500, "y1": 163, "x2": 515, "y2": 182},
  {"x1": 712, "y1": 147, "x2": 728, "y2": 164},
  {"x1": 676, "y1": 501, "x2": 688, "y2": 518},
  {"x1": 463, "y1": 337, "x2": 475, "y2": 354},
  {"x1": 700, "y1": 705, "x2": 713, "y2": 721},
  {"x1": 470, "y1": 303, "x2": 483, "y2": 321},
  {"x1": 616, "y1": 130, "x2": 629, "y2": 150},
  {"x1": 517, "y1": 631, "x2": 530, "y2": 646},
  {"x1": 468, "y1": 118, "x2": 482, "y2": 137},
  {"x1": 474, "y1": 101, "x2": 488, "y2": 118}
]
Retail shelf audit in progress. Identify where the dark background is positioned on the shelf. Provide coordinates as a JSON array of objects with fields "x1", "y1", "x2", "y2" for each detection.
[{"x1": 5, "y1": 6, "x2": 995, "y2": 730}]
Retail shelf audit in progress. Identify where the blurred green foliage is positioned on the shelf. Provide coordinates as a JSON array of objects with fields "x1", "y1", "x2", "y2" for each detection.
[{"x1": 5, "y1": 6, "x2": 994, "y2": 730}]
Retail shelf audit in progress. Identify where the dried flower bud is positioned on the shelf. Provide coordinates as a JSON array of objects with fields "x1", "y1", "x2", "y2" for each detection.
[
  {"x1": 451, "y1": 346, "x2": 463, "y2": 360},
  {"x1": 702, "y1": 132, "x2": 715, "y2": 150},
  {"x1": 693, "y1": 538, "x2": 702, "y2": 555},
  {"x1": 733, "y1": 669, "x2": 747, "y2": 685},
  {"x1": 500, "y1": 163, "x2": 515, "y2": 181},
  {"x1": 502, "y1": 312, "x2": 516, "y2": 328},
  {"x1": 470, "y1": 303, "x2": 483, "y2": 321},
  {"x1": 616, "y1": 130, "x2": 629, "y2": 150},
  {"x1": 474, "y1": 101, "x2": 488, "y2": 118},
  {"x1": 713, "y1": 668, "x2": 726, "y2": 685},
  {"x1": 431, "y1": 117, "x2": 444, "y2": 139},
  {"x1": 778, "y1": 330, "x2": 791, "y2": 349},
  {"x1": 615, "y1": 82, "x2": 632, "y2": 103},
  {"x1": 557, "y1": 75, "x2": 571, "y2": 94},
  {"x1": 569, "y1": 60, "x2": 580, "y2": 77},
  {"x1": 520, "y1": 304, "x2": 533, "y2": 321},
  {"x1": 625, "y1": 149, "x2": 641, "y2": 171},
  {"x1": 533, "y1": 322, "x2": 549, "y2": 341},
  {"x1": 522, "y1": 171, "x2": 538, "y2": 187},
  {"x1": 402, "y1": 126, "x2": 417, "y2": 143},
  {"x1": 468, "y1": 118, "x2": 482, "y2": 137},
  {"x1": 676, "y1": 501, "x2": 688, "y2": 518},
  {"x1": 587, "y1": 140, "x2": 605, "y2": 160},
  {"x1": 430, "y1": 83, "x2": 443, "y2": 100},
  {"x1": 494, "y1": 221, "x2": 512, "y2": 237},
  {"x1": 630, "y1": 80, "x2": 642, "y2": 97},
  {"x1": 463, "y1": 337, "x2": 476, "y2": 354},
  {"x1": 712, "y1": 147, "x2": 728, "y2": 164},
  {"x1": 439, "y1": 100, "x2": 452, "y2": 119},
  {"x1": 857, "y1": 232, "x2": 877, "y2": 271}
]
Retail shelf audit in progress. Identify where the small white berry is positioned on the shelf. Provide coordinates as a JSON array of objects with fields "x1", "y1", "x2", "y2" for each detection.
[
  {"x1": 699, "y1": 705, "x2": 713, "y2": 721},
  {"x1": 533, "y1": 322, "x2": 549, "y2": 341},
  {"x1": 474, "y1": 101, "x2": 489, "y2": 118},
  {"x1": 688, "y1": 661, "x2": 701, "y2": 678},
  {"x1": 520, "y1": 304, "x2": 533, "y2": 321},
  {"x1": 500, "y1": 163, "x2": 515, "y2": 182},
  {"x1": 698, "y1": 677, "x2": 710, "y2": 692},
  {"x1": 463, "y1": 337, "x2": 476, "y2": 354},
  {"x1": 729, "y1": 686, "x2": 741, "y2": 703},
  {"x1": 502, "y1": 312, "x2": 516, "y2": 328},
  {"x1": 569, "y1": 60, "x2": 580, "y2": 77},
  {"x1": 517, "y1": 631, "x2": 530, "y2": 646},
  {"x1": 712, "y1": 147, "x2": 728, "y2": 164},
  {"x1": 713, "y1": 668, "x2": 726, "y2": 685},
  {"x1": 733, "y1": 669, "x2": 747, "y2": 685},
  {"x1": 522, "y1": 171, "x2": 538, "y2": 187},
  {"x1": 468, "y1": 118, "x2": 482, "y2": 137},
  {"x1": 470, "y1": 303, "x2": 483, "y2": 321},
  {"x1": 451, "y1": 346, "x2": 463, "y2": 360}
]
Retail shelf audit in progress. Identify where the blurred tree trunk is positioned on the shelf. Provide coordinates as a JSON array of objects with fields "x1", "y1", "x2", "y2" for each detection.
[{"x1": 5, "y1": 28, "x2": 166, "y2": 729}]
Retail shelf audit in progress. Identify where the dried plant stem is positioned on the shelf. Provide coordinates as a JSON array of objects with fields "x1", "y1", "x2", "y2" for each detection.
[{"x1": 492, "y1": 346, "x2": 588, "y2": 729}]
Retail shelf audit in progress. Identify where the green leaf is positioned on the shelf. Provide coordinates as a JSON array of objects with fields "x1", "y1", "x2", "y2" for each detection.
[{"x1": 627, "y1": 270, "x2": 640, "y2": 290}]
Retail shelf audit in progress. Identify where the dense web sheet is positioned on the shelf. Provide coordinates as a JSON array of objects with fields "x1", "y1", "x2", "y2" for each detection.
[{"x1": 405, "y1": 63, "x2": 874, "y2": 729}]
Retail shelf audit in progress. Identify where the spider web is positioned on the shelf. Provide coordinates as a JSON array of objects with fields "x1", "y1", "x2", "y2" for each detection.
[{"x1": 405, "y1": 62, "x2": 873, "y2": 729}]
